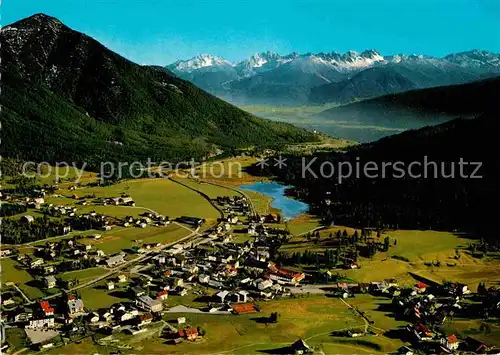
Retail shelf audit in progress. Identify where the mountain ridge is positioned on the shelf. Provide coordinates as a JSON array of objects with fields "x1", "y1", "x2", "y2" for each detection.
[
  {"x1": 0, "y1": 13, "x2": 318, "y2": 167},
  {"x1": 168, "y1": 49, "x2": 500, "y2": 106}
]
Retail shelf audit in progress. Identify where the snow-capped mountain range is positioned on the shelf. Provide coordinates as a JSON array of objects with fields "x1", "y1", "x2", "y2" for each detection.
[
  {"x1": 168, "y1": 49, "x2": 387, "y2": 77},
  {"x1": 167, "y1": 49, "x2": 500, "y2": 105}
]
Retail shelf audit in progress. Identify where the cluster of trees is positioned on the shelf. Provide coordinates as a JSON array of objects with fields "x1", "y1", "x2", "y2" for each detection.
[
  {"x1": 253, "y1": 113, "x2": 499, "y2": 245},
  {"x1": 0, "y1": 216, "x2": 69, "y2": 244},
  {"x1": 278, "y1": 228, "x2": 395, "y2": 267},
  {"x1": 0, "y1": 203, "x2": 28, "y2": 217},
  {"x1": 70, "y1": 215, "x2": 109, "y2": 231},
  {"x1": 58, "y1": 258, "x2": 98, "y2": 272},
  {"x1": 2, "y1": 176, "x2": 56, "y2": 196}
]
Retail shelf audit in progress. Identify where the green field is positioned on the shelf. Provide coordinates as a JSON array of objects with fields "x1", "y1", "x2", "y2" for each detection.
[
  {"x1": 384, "y1": 230, "x2": 472, "y2": 262},
  {"x1": 0, "y1": 258, "x2": 44, "y2": 299},
  {"x1": 78, "y1": 223, "x2": 192, "y2": 255},
  {"x1": 145, "y1": 296, "x2": 403, "y2": 354},
  {"x1": 78, "y1": 283, "x2": 131, "y2": 310},
  {"x1": 441, "y1": 318, "x2": 500, "y2": 348},
  {"x1": 59, "y1": 267, "x2": 109, "y2": 283},
  {"x1": 175, "y1": 178, "x2": 238, "y2": 199},
  {"x1": 285, "y1": 214, "x2": 322, "y2": 236},
  {"x1": 35, "y1": 164, "x2": 98, "y2": 185},
  {"x1": 45, "y1": 295, "x2": 405, "y2": 354},
  {"x1": 276, "y1": 226, "x2": 499, "y2": 288},
  {"x1": 57, "y1": 178, "x2": 220, "y2": 220}
]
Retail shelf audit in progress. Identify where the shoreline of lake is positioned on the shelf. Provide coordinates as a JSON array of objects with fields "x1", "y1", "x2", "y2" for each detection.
[{"x1": 239, "y1": 181, "x2": 309, "y2": 220}]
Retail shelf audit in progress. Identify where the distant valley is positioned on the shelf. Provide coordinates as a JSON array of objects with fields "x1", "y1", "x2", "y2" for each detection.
[
  {"x1": 168, "y1": 49, "x2": 500, "y2": 107},
  {"x1": 243, "y1": 76, "x2": 500, "y2": 142}
]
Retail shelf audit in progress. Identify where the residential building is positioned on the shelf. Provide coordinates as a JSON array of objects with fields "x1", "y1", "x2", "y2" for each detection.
[
  {"x1": 135, "y1": 295, "x2": 163, "y2": 313},
  {"x1": 67, "y1": 296, "x2": 85, "y2": 316},
  {"x1": 44, "y1": 276, "x2": 56, "y2": 289}
]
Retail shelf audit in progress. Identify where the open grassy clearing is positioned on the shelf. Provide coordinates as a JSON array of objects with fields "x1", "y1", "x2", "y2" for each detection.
[
  {"x1": 45, "y1": 294, "x2": 399, "y2": 354},
  {"x1": 285, "y1": 214, "x2": 322, "y2": 236},
  {"x1": 348, "y1": 294, "x2": 407, "y2": 331},
  {"x1": 148, "y1": 296, "x2": 370, "y2": 354},
  {"x1": 4, "y1": 328, "x2": 28, "y2": 353},
  {"x1": 59, "y1": 267, "x2": 109, "y2": 283},
  {"x1": 77, "y1": 223, "x2": 191, "y2": 255},
  {"x1": 278, "y1": 226, "x2": 500, "y2": 288},
  {"x1": 243, "y1": 190, "x2": 276, "y2": 215},
  {"x1": 441, "y1": 318, "x2": 500, "y2": 347},
  {"x1": 35, "y1": 164, "x2": 98, "y2": 186},
  {"x1": 384, "y1": 230, "x2": 472, "y2": 262},
  {"x1": 193, "y1": 156, "x2": 266, "y2": 186},
  {"x1": 78, "y1": 284, "x2": 132, "y2": 310},
  {"x1": 45, "y1": 337, "x2": 106, "y2": 355},
  {"x1": 0, "y1": 258, "x2": 45, "y2": 299},
  {"x1": 56, "y1": 178, "x2": 220, "y2": 220}
]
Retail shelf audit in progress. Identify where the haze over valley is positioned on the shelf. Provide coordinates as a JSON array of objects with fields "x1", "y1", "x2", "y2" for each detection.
[{"x1": 169, "y1": 50, "x2": 500, "y2": 141}]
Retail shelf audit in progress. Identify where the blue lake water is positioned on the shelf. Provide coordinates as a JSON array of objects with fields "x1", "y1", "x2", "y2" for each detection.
[{"x1": 239, "y1": 181, "x2": 309, "y2": 220}]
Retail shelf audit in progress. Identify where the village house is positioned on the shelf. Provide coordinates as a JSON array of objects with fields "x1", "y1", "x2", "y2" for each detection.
[
  {"x1": 131, "y1": 286, "x2": 146, "y2": 297},
  {"x1": 67, "y1": 295, "x2": 85, "y2": 317},
  {"x1": 229, "y1": 291, "x2": 248, "y2": 303},
  {"x1": 177, "y1": 216, "x2": 204, "y2": 227},
  {"x1": 106, "y1": 253, "x2": 125, "y2": 267},
  {"x1": 0, "y1": 249, "x2": 11, "y2": 257},
  {"x1": 208, "y1": 279, "x2": 224, "y2": 290},
  {"x1": 107, "y1": 281, "x2": 115, "y2": 290},
  {"x1": 215, "y1": 291, "x2": 230, "y2": 303},
  {"x1": 96, "y1": 249, "x2": 106, "y2": 257},
  {"x1": 198, "y1": 274, "x2": 210, "y2": 284},
  {"x1": 118, "y1": 310, "x2": 138, "y2": 322},
  {"x1": 157, "y1": 290, "x2": 169, "y2": 300},
  {"x1": 25, "y1": 318, "x2": 55, "y2": 330},
  {"x1": 290, "y1": 338, "x2": 311, "y2": 354},
  {"x1": 88, "y1": 312, "x2": 100, "y2": 323},
  {"x1": 39, "y1": 301, "x2": 54, "y2": 317},
  {"x1": 268, "y1": 266, "x2": 305, "y2": 284},
  {"x1": 135, "y1": 295, "x2": 163, "y2": 313},
  {"x1": 21, "y1": 215, "x2": 35, "y2": 224},
  {"x1": 136, "y1": 313, "x2": 153, "y2": 326},
  {"x1": 44, "y1": 265, "x2": 56, "y2": 274},
  {"x1": 440, "y1": 334, "x2": 460, "y2": 351},
  {"x1": 117, "y1": 274, "x2": 127, "y2": 283},
  {"x1": 14, "y1": 307, "x2": 33, "y2": 322},
  {"x1": 173, "y1": 287, "x2": 188, "y2": 296},
  {"x1": 178, "y1": 327, "x2": 199, "y2": 341},
  {"x1": 30, "y1": 258, "x2": 44, "y2": 268},
  {"x1": 415, "y1": 282, "x2": 427, "y2": 293},
  {"x1": 257, "y1": 279, "x2": 273, "y2": 290},
  {"x1": 44, "y1": 276, "x2": 57, "y2": 289}
]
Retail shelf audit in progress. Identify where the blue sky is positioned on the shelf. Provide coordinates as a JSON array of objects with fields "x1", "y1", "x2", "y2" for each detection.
[{"x1": 4, "y1": 0, "x2": 500, "y2": 65}]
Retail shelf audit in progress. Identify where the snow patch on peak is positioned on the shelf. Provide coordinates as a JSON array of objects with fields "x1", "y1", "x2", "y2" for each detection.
[{"x1": 170, "y1": 54, "x2": 231, "y2": 73}]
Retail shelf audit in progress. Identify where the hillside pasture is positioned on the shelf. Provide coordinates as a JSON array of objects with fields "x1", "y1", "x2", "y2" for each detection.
[{"x1": 77, "y1": 223, "x2": 191, "y2": 255}]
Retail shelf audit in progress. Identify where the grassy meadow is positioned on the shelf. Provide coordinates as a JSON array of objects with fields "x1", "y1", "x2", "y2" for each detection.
[
  {"x1": 0, "y1": 258, "x2": 44, "y2": 299},
  {"x1": 77, "y1": 223, "x2": 192, "y2": 255},
  {"x1": 278, "y1": 226, "x2": 499, "y2": 288},
  {"x1": 56, "y1": 178, "x2": 220, "y2": 219},
  {"x1": 63, "y1": 295, "x2": 406, "y2": 354},
  {"x1": 141, "y1": 296, "x2": 402, "y2": 354}
]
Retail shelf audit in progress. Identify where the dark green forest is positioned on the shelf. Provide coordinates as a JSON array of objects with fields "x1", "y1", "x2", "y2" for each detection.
[{"x1": 0, "y1": 14, "x2": 317, "y2": 169}]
